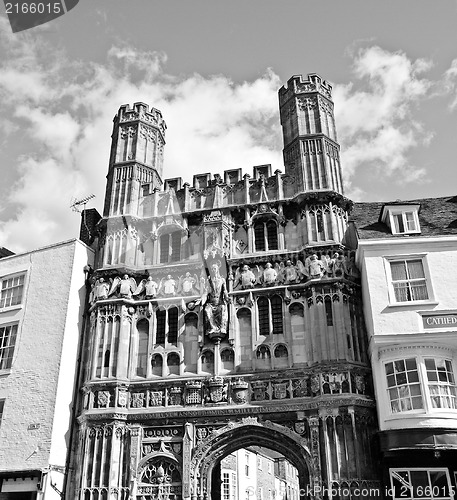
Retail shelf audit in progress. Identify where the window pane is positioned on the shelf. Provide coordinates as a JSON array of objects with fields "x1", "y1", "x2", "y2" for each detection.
[
  {"x1": 391, "y1": 262, "x2": 407, "y2": 281},
  {"x1": 254, "y1": 223, "x2": 266, "y2": 251},
  {"x1": 266, "y1": 221, "x2": 278, "y2": 250},
  {"x1": 257, "y1": 297, "x2": 269, "y2": 336},
  {"x1": 407, "y1": 260, "x2": 425, "y2": 279},
  {"x1": 0, "y1": 324, "x2": 17, "y2": 370},
  {"x1": 167, "y1": 308, "x2": 178, "y2": 344},
  {"x1": 271, "y1": 296, "x2": 283, "y2": 335}
]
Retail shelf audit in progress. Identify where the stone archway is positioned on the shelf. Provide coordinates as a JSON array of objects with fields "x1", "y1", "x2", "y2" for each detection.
[{"x1": 191, "y1": 417, "x2": 314, "y2": 500}]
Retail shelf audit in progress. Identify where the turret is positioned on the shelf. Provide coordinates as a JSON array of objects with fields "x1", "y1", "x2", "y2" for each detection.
[
  {"x1": 279, "y1": 74, "x2": 344, "y2": 195},
  {"x1": 103, "y1": 102, "x2": 167, "y2": 217}
]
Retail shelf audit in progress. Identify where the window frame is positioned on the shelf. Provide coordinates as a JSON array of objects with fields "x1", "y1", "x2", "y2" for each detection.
[
  {"x1": 383, "y1": 354, "x2": 457, "y2": 416},
  {"x1": 253, "y1": 218, "x2": 279, "y2": 253},
  {"x1": 381, "y1": 204, "x2": 421, "y2": 235},
  {"x1": 389, "y1": 467, "x2": 453, "y2": 500},
  {"x1": 384, "y1": 255, "x2": 434, "y2": 306},
  {"x1": 0, "y1": 323, "x2": 18, "y2": 372},
  {"x1": 0, "y1": 272, "x2": 26, "y2": 310},
  {"x1": 257, "y1": 295, "x2": 284, "y2": 337}
]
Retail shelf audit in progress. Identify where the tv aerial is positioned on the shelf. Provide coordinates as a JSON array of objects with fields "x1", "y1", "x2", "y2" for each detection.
[{"x1": 70, "y1": 194, "x2": 96, "y2": 213}]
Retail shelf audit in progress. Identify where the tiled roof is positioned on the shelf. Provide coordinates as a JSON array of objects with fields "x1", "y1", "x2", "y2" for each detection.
[{"x1": 350, "y1": 196, "x2": 457, "y2": 239}]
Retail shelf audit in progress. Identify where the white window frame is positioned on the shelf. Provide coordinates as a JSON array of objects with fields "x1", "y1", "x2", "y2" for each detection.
[
  {"x1": 381, "y1": 204, "x2": 421, "y2": 235},
  {"x1": 384, "y1": 254, "x2": 434, "y2": 306},
  {"x1": 0, "y1": 323, "x2": 18, "y2": 371},
  {"x1": 0, "y1": 273, "x2": 26, "y2": 310},
  {"x1": 384, "y1": 355, "x2": 457, "y2": 416},
  {"x1": 389, "y1": 467, "x2": 453, "y2": 500}
]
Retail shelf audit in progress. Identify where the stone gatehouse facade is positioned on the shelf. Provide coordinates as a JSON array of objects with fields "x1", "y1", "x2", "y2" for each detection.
[{"x1": 70, "y1": 74, "x2": 380, "y2": 500}]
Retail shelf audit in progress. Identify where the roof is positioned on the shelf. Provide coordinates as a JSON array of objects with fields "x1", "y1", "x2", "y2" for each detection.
[
  {"x1": 351, "y1": 196, "x2": 457, "y2": 240},
  {"x1": 0, "y1": 247, "x2": 14, "y2": 259}
]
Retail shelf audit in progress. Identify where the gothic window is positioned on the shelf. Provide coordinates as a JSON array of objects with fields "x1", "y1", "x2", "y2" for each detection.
[
  {"x1": 139, "y1": 458, "x2": 182, "y2": 498},
  {"x1": 201, "y1": 350, "x2": 214, "y2": 373},
  {"x1": 0, "y1": 324, "x2": 17, "y2": 370},
  {"x1": 155, "y1": 307, "x2": 179, "y2": 346},
  {"x1": 221, "y1": 349, "x2": 235, "y2": 371},
  {"x1": 237, "y1": 308, "x2": 252, "y2": 338},
  {"x1": 257, "y1": 295, "x2": 283, "y2": 336},
  {"x1": 0, "y1": 274, "x2": 25, "y2": 309},
  {"x1": 159, "y1": 231, "x2": 181, "y2": 263},
  {"x1": 254, "y1": 219, "x2": 278, "y2": 252},
  {"x1": 325, "y1": 297, "x2": 333, "y2": 326},
  {"x1": 167, "y1": 352, "x2": 180, "y2": 376},
  {"x1": 95, "y1": 317, "x2": 120, "y2": 378},
  {"x1": 136, "y1": 319, "x2": 149, "y2": 377},
  {"x1": 184, "y1": 313, "x2": 198, "y2": 337},
  {"x1": 274, "y1": 344, "x2": 288, "y2": 358},
  {"x1": 256, "y1": 345, "x2": 271, "y2": 359},
  {"x1": 151, "y1": 353, "x2": 163, "y2": 376},
  {"x1": 309, "y1": 205, "x2": 333, "y2": 242}
]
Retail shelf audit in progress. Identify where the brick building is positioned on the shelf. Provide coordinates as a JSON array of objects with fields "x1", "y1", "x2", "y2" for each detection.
[{"x1": 0, "y1": 240, "x2": 93, "y2": 500}]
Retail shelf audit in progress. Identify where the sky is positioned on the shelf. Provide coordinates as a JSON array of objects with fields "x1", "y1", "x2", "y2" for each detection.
[{"x1": 1, "y1": 0, "x2": 457, "y2": 253}]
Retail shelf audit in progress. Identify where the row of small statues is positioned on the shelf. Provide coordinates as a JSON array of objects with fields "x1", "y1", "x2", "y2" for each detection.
[
  {"x1": 90, "y1": 252, "x2": 358, "y2": 303},
  {"x1": 232, "y1": 252, "x2": 358, "y2": 290},
  {"x1": 90, "y1": 272, "x2": 203, "y2": 303}
]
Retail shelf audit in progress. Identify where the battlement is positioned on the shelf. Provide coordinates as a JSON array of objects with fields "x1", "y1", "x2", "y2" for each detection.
[
  {"x1": 278, "y1": 73, "x2": 333, "y2": 106},
  {"x1": 115, "y1": 102, "x2": 167, "y2": 136}
]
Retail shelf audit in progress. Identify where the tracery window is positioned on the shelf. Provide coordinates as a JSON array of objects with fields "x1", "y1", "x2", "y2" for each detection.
[
  {"x1": 256, "y1": 345, "x2": 271, "y2": 359},
  {"x1": 95, "y1": 317, "x2": 120, "y2": 378},
  {"x1": 308, "y1": 205, "x2": 333, "y2": 242},
  {"x1": 254, "y1": 219, "x2": 278, "y2": 252},
  {"x1": 159, "y1": 231, "x2": 181, "y2": 263},
  {"x1": 257, "y1": 295, "x2": 283, "y2": 336}
]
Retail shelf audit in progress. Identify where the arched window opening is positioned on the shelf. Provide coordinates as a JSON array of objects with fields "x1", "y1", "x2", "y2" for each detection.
[
  {"x1": 256, "y1": 345, "x2": 271, "y2": 360},
  {"x1": 289, "y1": 302, "x2": 304, "y2": 317},
  {"x1": 136, "y1": 319, "x2": 149, "y2": 377},
  {"x1": 237, "y1": 308, "x2": 252, "y2": 338},
  {"x1": 254, "y1": 219, "x2": 279, "y2": 252},
  {"x1": 167, "y1": 352, "x2": 180, "y2": 376},
  {"x1": 151, "y1": 354, "x2": 163, "y2": 376},
  {"x1": 309, "y1": 205, "x2": 334, "y2": 242},
  {"x1": 201, "y1": 350, "x2": 214, "y2": 373},
  {"x1": 274, "y1": 345, "x2": 288, "y2": 358},
  {"x1": 221, "y1": 349, "x2": 235, "y2": 371}
]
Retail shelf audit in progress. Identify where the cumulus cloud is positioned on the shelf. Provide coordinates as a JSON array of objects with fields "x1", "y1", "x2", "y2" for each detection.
[
  {"x1": 0, "y1": 25, "x2": 454, "y2": 252},
  {"x1": 0, "y1": 23, "x2": 282, "y2": 253},
  {"x1": 333, "y1": 46, "x2": 433, "y2": 195}
]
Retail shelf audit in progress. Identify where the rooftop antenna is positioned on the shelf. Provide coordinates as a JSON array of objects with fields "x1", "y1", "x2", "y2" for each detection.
[
  {"x1": 70, "y1": 194, "x2": 96, "y2": 242},
  {"x1": 70, "y1": 194, "x2": 96, "y2": 213}
]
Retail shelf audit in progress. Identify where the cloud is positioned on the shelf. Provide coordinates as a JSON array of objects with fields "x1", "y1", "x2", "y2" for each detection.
[
  {"x1": 333, "y1": 46, "x2": 433, "y2": 195},
  {"x1": 0, "y1": 28, "x2": 282, "y2": 253}
]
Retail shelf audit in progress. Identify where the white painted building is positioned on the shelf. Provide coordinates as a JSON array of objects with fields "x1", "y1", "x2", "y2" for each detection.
[
  {"x1": 352, "y1": 198, "x2": 457, "y2": 499},
  {"x1": 0, "y1": 239, "x2": 93, "y2": 500}
]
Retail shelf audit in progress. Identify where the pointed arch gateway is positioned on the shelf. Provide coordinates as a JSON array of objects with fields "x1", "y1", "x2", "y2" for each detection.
[{"x1": 191, "y1": 418, "x2": 314, "y2": 500}]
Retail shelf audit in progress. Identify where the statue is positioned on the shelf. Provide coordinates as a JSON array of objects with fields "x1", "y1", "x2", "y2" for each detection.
[
  {"x1": 238, "y1": 265, "x2": 256, "y2": 289},
  {"x1": 262, "y1": 263, "x2": 277, "y2": 286},
  {"x1": 179, "y1": 272, "x2": 198, "y2": 295},
  {"x1": 109, "y1": 275, "x2": 137, "y2": 298},
  {"x1": 90, "y1": 278, "x2": 109, "y2": 303},
  {"x1": 284, "y1": 260, "x2": 298, "y2": 283},
  {"x1": 203, "y1": 261, "x2": 230, "y2": 340},
  {"x1": 330, "y1": 252, "x2": 345, "y2": 277},
  {"x1": 306, "y1": 254, "x2": 325, "y2": 279},
  {"x1": 134, "y1": 276, "x2": 159, "y2": 299},
  {"x1": 159, "y1": 275, "x2": 177, "y2": 296}
]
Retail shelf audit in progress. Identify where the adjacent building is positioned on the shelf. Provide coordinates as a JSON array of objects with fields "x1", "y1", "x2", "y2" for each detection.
[
  {"x1": 354, "y1": 197, "x2": 457, "y2": 499},
  {"x1": 0, "y1": 240, "x2": 93, "y2": 500}
]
